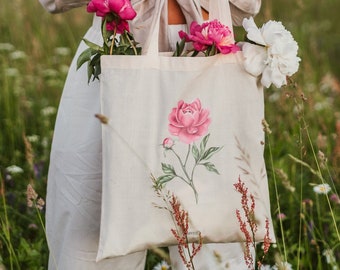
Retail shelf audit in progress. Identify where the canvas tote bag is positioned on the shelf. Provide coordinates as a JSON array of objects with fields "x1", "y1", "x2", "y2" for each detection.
[{"x1": 97, "y1": 0, "x2": 274, "y2": 260}]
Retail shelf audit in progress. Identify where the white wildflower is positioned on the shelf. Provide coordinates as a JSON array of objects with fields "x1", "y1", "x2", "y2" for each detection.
[
  {"x1": 273, "y1": 261, "x2": 293, "y2": 270},
  {"x1": 322, "y1": 249, "x2": 337, "y2": 265},
  {"x1": 153, "y1": 260, "x2": 170, "y2": 270},
  {"x1": 41, "y1": 106, "x2": 57, "y2": 116},
  {"x1": 5, "y1": 68, "x2": 19, "y2": 77},
  {"x1": 6, "y1": 165, "x2": 24, "y2": 174},
  {"x1": 10, "y1": 50, "x2": 27, "y2": 60},
  {"x1": 26, "y1": 135, "x2": 40, "y2": 143},
  {"x1": 313, "y1": 183, "x2": 331, "y2": 194},
  {"x1": 54, "y1": 47, "x2": 71, "y2": 56},
  {"x1": 0, "y1": 43, "x2": 15, "y2": 51}
]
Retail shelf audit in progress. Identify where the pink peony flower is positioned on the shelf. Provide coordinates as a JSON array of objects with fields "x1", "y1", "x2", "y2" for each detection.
[
  {"x1": 179, "y1": 20, "x2": 239, "y2": 54},
  {"x1": 168, "y1": 99, "x2": 211, "y2": 144},
  {"x1": 162, "y1": 138, "x2": 174, "y2": 149},
  {"x1": 87, "y1": 0, "x2": 136, "y2": 33},
  {"x1": 206, "y1": 20, "x2": 240, "y2": 54},
  {"x1": 179, "y1": 21, "x2": 213, "y2": 52}
]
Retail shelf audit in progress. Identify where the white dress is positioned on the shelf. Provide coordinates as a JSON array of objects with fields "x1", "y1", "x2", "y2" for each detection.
[{"x1": 44, "y1": 1, "x2": 261, "y2": 269}]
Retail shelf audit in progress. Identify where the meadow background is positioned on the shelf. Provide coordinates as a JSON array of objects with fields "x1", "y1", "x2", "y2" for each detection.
[{"x1": 0, "y1": 0, "x2": 339, "y2": 269}]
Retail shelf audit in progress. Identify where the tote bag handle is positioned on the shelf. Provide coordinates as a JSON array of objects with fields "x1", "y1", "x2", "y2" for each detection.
[{"x1": 145, "y1": 0, "x2": 234, "y2": 56}]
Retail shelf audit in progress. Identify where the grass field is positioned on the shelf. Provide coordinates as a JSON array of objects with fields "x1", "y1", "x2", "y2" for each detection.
[{"x1": 1, "y1": 0, "x2": 339, "y2": 269}]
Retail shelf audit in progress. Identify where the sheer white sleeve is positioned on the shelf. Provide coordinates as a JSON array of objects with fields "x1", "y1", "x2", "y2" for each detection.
[
  {"x1": 229, "y1": 0, "x2": 261, "y2": 25},
  {"x1": 200, "y1": 0, "x2": 261, "y2": 26},
  {"x1": 39, "y1": 0, "x2": 88, "y2": 13}
]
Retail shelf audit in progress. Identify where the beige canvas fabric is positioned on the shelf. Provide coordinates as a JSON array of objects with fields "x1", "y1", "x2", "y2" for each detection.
[{"x1": 98, "y1": 0, "x2": 273, "y2": 260}]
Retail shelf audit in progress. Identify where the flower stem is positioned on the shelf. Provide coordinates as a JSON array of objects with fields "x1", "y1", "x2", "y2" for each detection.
[
  {"x1": 125, "y1": 31, "x2": 138, "y2": 55},
  {"x1": 110, "y1": 27, "x2": 117, "y2": 55}
]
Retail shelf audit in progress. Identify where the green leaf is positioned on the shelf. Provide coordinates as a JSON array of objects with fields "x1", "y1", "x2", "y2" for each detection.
[
  {"x1": 173, "y1": 38, "x2": 186, "y2": 57},
  {"x1": 201, "y1": 146, "x2": 223, "y2": 161},
  {"x1": 83, "y1": 39, "x2": 104, "y2": 52},
  {"x1": 157, "y1": 174, "x2": 175, "y2": 184},
  {"x1": 200, "y1": 134, "x2": 210, "y2": 153},
  {"x1": 161, "y1": 163, "x2": 176, "y2": 175},
  {"x1": 76, "y1": 48, "x2": 94, "y2": 70},
  {"x1": 192, "y1": 144, "x2": 200, "y2": 162},
  {"x1": 201, "y1": 162, "x2": 220, "y2": 174},
  {"x1": 87, "y1": 61, "x2": 94, "y2": 83}
]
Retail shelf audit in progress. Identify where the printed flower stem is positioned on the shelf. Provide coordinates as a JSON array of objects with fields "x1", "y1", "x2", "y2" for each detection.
[{"x1": 171, "y1": 147, "x2": 199, "y2": 202}]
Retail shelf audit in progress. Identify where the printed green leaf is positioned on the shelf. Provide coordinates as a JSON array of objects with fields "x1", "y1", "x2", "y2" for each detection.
[
  {"x1": 161, "y1": 163, "x2": 176, "y2": 175},
  {"x1": 192, "y1": 144, "x2": 200, "y2": 162},
  {"x1": 201, "y1": 162, "x2": 220, "y2": 174},
  {"x1": 157, "y1": 174, "x2": 175, "y2": 184},
  {"x1": 200, "y1": 134, "x2": 210, "y2": 153},
  {"x1": 201, "y1": 146, "x2": 223, "y2": 161}
]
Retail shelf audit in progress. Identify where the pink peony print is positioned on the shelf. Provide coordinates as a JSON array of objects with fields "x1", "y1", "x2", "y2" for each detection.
[
  {"x1": 162, "y1": 137, "x2": 174, "y2": 149},
  {"x1": 168, "y1": 99, "x2": 211, "y2": 144}
]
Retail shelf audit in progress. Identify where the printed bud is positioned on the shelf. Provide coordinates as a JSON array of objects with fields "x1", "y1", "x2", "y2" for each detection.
[{"x1": 163, "y1": 138, "x2": 174, "y2": 149}]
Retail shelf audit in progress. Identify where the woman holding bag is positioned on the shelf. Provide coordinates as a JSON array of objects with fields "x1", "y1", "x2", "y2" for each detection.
[{"x1": 39, "y1": 0, "x2": 262, "y2": 269}]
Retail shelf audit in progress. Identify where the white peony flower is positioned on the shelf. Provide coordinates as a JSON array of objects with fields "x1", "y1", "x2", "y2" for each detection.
[{"x1": 241, "y1": 17, "x2": 301, "y2": 88}]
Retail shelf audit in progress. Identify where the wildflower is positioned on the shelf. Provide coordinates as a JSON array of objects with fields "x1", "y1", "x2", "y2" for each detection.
[
  {"x1": 28, "y1": 223, "x2": 39, "y2": 230},
  {"x1": 6, "y1": 165, "x2": 24, "y2": 174},
  {"x1": 313, "y1": 183, "x2": 331, "y2": 194},
  {"x1": 317, "y1": 150, "x2": 327, "y2": 168},
  {"x1": 5, "y1": 68, "x2": 19, "y2": 77},
  {"x1": 10, "y1": 50, "x2": 27, "y2": 60},
  {"x1": 41, "y1": 106, "x2": 57, "y2": 116},
  {"x1": 277, "y1": 213, "x2": 286, "y2": 220},
  {"x1": 27, "y1": 184, "x2": 38, "y2": 207},
  {"x1": 0, "y1": 42, "x2": 15, "y2": 51},
  {"x1": 260, "y1": 265, "x2": 273, "y2": 270},
  {"x1": 27, "y1": 184, "x2": 45, "y2": 210},
  {"x1": 322, "y1": 249, "x2": 337, "y2": 265},
  {"x1": 234, "y1": 177, "x2": 257, "y2": 268},
  {"x1": 153, "y1": 260, "x2": 170, "y2": 270},
  {"x1": 302, "y1": 198, "x2": 313, "y2": 207},
  {"x1": 54, "y1": 47, "x2": 71, "y2": 56},
  {"x1": 26, "y1": 134, "x2": 40, "y2": 143},
  {"x1": 330, "y1": 194, "x2": 340, "y2": 204},
  {"x1": 262, "y1": 119, "x2": 272, "y2": 134},
  {"x1": 169, "y1": 194, "x2": 202, "y2": 269},
  {"x1": 273, "y1": 261, "x2": 293, "y2": 270}
]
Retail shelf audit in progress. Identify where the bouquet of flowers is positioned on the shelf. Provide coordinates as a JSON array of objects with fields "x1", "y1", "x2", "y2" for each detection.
[{"x1": 77, "y1": 0, "x2": 141, "y2": 82}]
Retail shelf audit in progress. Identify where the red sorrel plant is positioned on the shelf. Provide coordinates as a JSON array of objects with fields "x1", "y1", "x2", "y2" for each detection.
[
  {"x1": 234, "y1": 177, "x2": 271, "y2": 270},
  {"x1": 152, "y1": 175, "x2": 202, "y2": 270}
]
